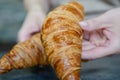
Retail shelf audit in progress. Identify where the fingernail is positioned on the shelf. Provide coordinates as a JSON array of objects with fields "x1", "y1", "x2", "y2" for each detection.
[{"x1": 79, "y1": 21, "x2": 88, "y2": 27}]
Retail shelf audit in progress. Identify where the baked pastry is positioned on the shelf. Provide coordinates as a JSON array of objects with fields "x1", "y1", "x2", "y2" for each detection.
[
  {"x1": 0, "y1": 33, "x2": 47, "y2": 73},
  {"x1": 41, "y1": 1, "x2": 84, "y2": 80},
  {"x1": 0, "y1": 1, "x2": 84, "y2": 80}
]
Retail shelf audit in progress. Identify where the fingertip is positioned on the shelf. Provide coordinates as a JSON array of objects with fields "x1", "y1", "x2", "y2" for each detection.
[
  {"x1": 17, "y1": 34, "x2": 30, "y2": 42},
  {"x1": 79, "y1": 21, "x2": 93, "y2": 31},
  {"x1": 79, "y1": 21, "x2": 88, "y2": 29},
  {"x1": 79, "y1": 17, "x2": 106, "y2": 31},
  {"x1": 17, "y1": 37, "x2": 26, "y2": 42}
]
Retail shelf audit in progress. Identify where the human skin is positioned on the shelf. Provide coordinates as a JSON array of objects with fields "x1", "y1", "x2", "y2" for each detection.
[
  {"x1": 18, "y1": 1, "x2": 120, "y2": 60},
  {"x1": 79, "y1": 8, "x2": 120, "y2": 60},
  {"x1": 18, "y1": 0, "x2": 50, "y2": 42}
]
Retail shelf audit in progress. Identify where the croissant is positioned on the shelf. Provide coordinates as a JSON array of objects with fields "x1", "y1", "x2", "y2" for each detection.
[
  {"x1": 0, "y1": 33, "x2": 47, "y2": 73},
  {"x1": 0, "y1": 1, "x2": 84, "y2": 80},
  {"x1": 41, "y1": 1, "x2": 84, "y2": 80}
]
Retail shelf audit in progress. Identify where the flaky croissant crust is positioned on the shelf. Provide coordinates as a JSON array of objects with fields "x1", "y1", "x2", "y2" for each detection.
[
  {"x1": 41, "y1": 1, "x2": 84, "y2": 80},
  {"x1": 0, "y1": 1, "x2": 84, "y2": 80}
]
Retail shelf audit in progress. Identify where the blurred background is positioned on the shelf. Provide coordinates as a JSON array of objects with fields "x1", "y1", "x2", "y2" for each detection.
[{"x1": 0, "y1": 0, "x2": 120, "y2": 80}]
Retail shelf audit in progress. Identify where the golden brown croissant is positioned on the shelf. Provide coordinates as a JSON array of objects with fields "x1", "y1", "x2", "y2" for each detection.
[
  {"x1": 0, "y1": 1, "x2": 84, "y2": 80},
  {"x1": 41, "y1": 1, "x2": 84, "y2": 80},
  {"x1": 0, "y1": 33, "x2": 47, "y2": 73}
]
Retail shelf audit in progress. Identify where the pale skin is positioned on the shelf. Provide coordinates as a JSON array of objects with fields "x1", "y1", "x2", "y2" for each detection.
[
  {"x1": 18, "y1": 0, "x2": 120, "y2": 60},
  {"x1": 80, "y1": 8, "x2": 120, "y2": 60},
  {"x1": 18, "y1": 0, "x2": 50, "y2": 42}
]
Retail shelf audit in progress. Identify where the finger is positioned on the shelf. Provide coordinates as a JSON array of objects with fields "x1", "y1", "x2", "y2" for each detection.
[
  {"x1": 89, "y1": 30, "x2": 107, "y2": 46},
  {"x1": 79, "y1": 16, "x2": 109, "y2": 31},
  {"x1": 83, "y1": 30, "x2": 90, "y2": 40},
  {"x1": 82, "y1": 44, "x2": 96, "y2": 51},
  {"x1": 82, "y1": 39, "x2": 96, "y2": 51},
  {"x1": 18, "y1": 32, "x2": 31, "y2": 42},
  {"x1": 18, "y1": 24, "x2": 40, "y2": 42},
  {"x1": 29, "y1": 26, "x2": 40, "y2": 34},
  {"x1": 82, "y1": 29, "x2": 119, "y2": 60},
  {"x1": 81, "y1": 45, "x2": 115, "y2": 60},
  {"x1": 82, "y1": 39, "x2": 90, "y2": 46}
]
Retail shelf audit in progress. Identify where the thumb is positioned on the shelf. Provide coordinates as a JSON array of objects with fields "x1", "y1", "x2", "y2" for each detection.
[{"x1": 79, "y1": 17, "x2": 107, "y2": 31}]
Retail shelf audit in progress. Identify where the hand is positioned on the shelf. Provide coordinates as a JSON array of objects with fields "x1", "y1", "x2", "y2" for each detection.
[
  {"x1": 79, "y1": 8, "x2": 120, "y2": 60},
  {"x1": 18, "y1": 9, "x2": 46, "y2": 42}
]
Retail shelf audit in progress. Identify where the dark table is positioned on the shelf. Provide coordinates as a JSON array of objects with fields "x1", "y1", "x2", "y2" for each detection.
[{"x1": 0, "y1": 51, "x2": 120, "y2": 80}]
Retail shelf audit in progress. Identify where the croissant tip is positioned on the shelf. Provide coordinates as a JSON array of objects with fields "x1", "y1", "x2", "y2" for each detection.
[
  {"x1": 0, "y1": 57, "x2": 12, "y2": 74},
  {"x1": 0, "y1": 68, "x2": 10, "y2": 74}
]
